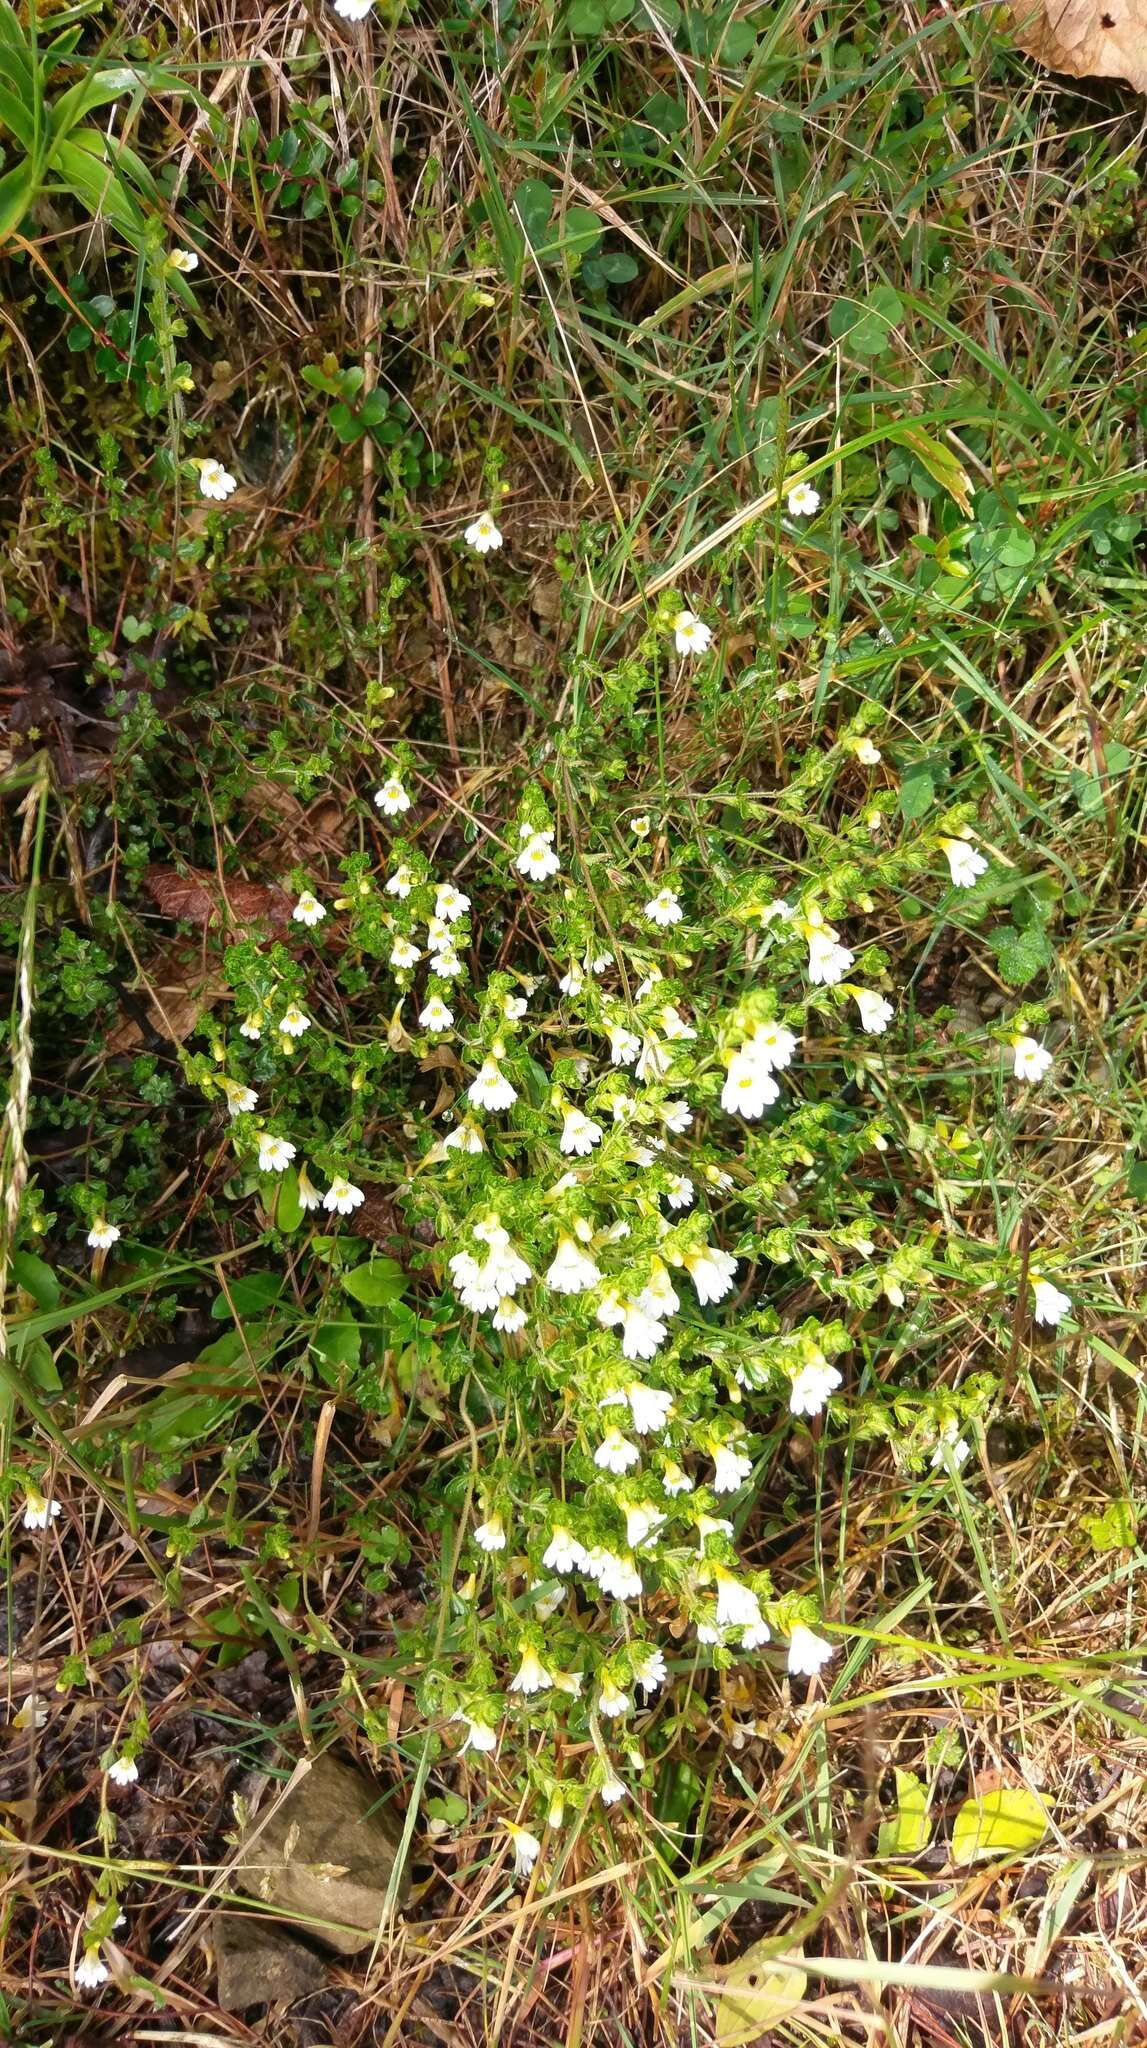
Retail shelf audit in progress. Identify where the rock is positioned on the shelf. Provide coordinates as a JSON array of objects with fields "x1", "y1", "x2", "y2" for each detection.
[
  {"x1": 213, "y1": 1909, "x2": 327, "y2": 2011},
  {"x1": 232, "y1": 1751, "x2": 410, "y2": 1955}
]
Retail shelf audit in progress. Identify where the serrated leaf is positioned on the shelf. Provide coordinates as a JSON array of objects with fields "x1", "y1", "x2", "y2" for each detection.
[
  {"x1": 714, "y1": 1942, "x2": 806, "y2": 2046},
  {"x1": 989, "y1": 921, "x2": 1052, "y2": 987},
  {"x1": 1082, "y1": 1498, "x2": 1138, "y2": 1552},
  {"x1": 951, "y1": 1787, "x2": 1049, "y2": 1866}
]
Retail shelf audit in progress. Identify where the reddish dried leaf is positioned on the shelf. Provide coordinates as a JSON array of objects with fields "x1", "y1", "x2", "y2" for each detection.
[{"x1": 144, "y1": 866, "x2": 292, "y2": 934}]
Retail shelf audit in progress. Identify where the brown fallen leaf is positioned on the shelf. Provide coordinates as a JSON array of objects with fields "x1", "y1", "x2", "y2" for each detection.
[
  {"x1": 144, "y1": 865, "x2": 293, "y2": 934},
  {"x1": 1011, "y1": 0, "x2": 1147, "y2": 91},
  {"x1": 106, "y1": 939, "x2": 227, "y2": 1050}
]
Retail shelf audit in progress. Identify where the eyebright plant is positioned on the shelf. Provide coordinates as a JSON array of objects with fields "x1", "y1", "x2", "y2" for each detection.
[{"x1": 169, "y1": 667, "x2": 1067, "y2": 1863}]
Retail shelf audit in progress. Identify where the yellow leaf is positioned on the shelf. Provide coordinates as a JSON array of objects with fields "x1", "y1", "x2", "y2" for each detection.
[
  {"x1": 886, "y1": 423, "x2": 973, "y2": 515},
  {"x1": 714, "y1": 1942, "x2": 807, "y2": 2046},
  {"x1": 951, "y1": 1788, "x2": 1049, "y2": 1866},
  {"x1": 877, "y1": 1768, "x2": 932, "y2": 1857}
]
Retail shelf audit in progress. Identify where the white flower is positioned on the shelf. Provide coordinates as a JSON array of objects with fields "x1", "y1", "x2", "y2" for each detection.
[
  {"x1": 624, "y1": 1502, "x2": 665, "y2": 1547},
  {"x1": 659, "y1": 1099, "x2": 692, "y2": 1136},
  {"x1": 1031, "y1": 1275, "x2": 1071, "y2": 1327},
  {"x1": 453, "y1": 1710, "x2": 497, "y2": 1755},
  {"x1": 600, "y1": 1772, "x2": 627, "y2": 1807},
  {"x1": 786, "y1": 479, "x2": 820, "y2": 517},
  {"x1": 633, "y1": 1647, "x2": 667, "y2": 1694},
  {"x1": 661, "y1": 1462, "x2": 693, "y2": 1497},
  {"x1": 431, "y1": 945, "x2": 463, "y2": 976},
  {"x1": 297, "y1": 1164, "x2": 322, "y2": 1211},
  {"x1": 475, "y1": 1513, "x2": 507, "y2": 1552},
  {"x1": 597, "y1": 1674, "x2": 631, "y2": 1718},
  {"x1": 546, "y1": 1237, "x2": 601, "y2": 1293},
  {"x1": 419, "y1": 995, "x2": 454, "y2": 1032},
  {"x1": 748, "y1": 1020, "x2": 797, "y2": 1070},
  {"x1": 607, "y1": 1021, "x2": 641, "y2": 1067},
  {"x1": 1012, "y1": 1034, "x2": 1053, "y2": 1082},
  {"x1": 443, "y1": 1121, "x2": 484, "y2": 1154},
  {"x1": 683, "y1": 1245, "x2": 737, "y2": 1306},
  {"x1": 672, "y1": 610, "x2": 713, "y2": 657},
  {"x1": 741, "y1": 1618, "x2": 771, "y2": 1650},
  {"x1": 333, "y1": 0, "x2": 375, "y2": 18},
  {"x1": 806, "y1": 925, "x2": 855, "y2": 987},
  {"x1": 559, "y1": 1108, "x2": 603, "y2": 1157},
  {"x1": 854, "y1": 736, "x2": 881, "y2": 765},
  {"x1": 465, "y1": 512, "x2": 503, "y2": 554},
  {"x1": 75, "y1": 1949, "x2": 109, "y2": 1991},
  {"x1": 664, "y1": 1174, "x2": 694, "y2": 1211},
  {"x1": 86, "y1": 1219, "x2": 120, "y2": 1250},
  {"x1": 544, "y1": 1527, "x2": 589, "y2": 1574},
  {"x1": 516, "y1": 833, "x2": 561, "y2": 882},
  {"x1": 292, "y1": 891, "x2": 325, "y2": 928},
  {"x1": 492, "y1": 1296, "x2": 528, "y2": 1333},
  {"x1": 558, "y1": 966, "x2": 584, "y2": 996},
  {"x1": 644, "y1": 887, "x2": 683, "y2": 928},
  {"x1": 502, "y1": 994, "x2": 528, "y2": 1021},
  {"x1": 721, "y1": 1052, "x2": 780, "y2": 1118},
  {"x1": 637, "y1": 1263, "x2": 679, "y2": 1318},
  {"x1": 630, "y1": 814, "x2": 651, "y2": 838},
  {"x1": 854, "y1": 989, "x2": 894, "y2": 1034},
  {"x1": 21, "y1": 1492, "x2": 60, "y2": 1532},
  {"x1": 618, "y1": 1302, "x2": 669, "y2": 1361},
  {"x1": 239, "y1": 1012, "x2": 263, "y2": 1039},
  {"x1": 385, "y1": 864, "x2": 414, "y2": 897},
  {"x1": 257, "y1": 1134, "x2": 297, "y2": 1172},
  {"x1": 696, "y1": 1512, "x2": 734, "y2": 1547},
  {"x1": 789, "y1": 1361, "x2": 842, "y2": 1416},
  {"x1": 939, "y1": 834, "x2": 988, "y2": 888},
  {"x1": 168, "y1": 246, "x2": 199, "y2": 273},
  {"x1": 435, "y1": 883, "x2": 470, "y2": 923},
  {"x1": 712, "y1": 1442, "x2": 752, "y2": 1493},
  {"x1": 390, "y1": 937, "x2": 421, "y2": 971},
  {"x1": 279, "y1": 1004, "x2": 310, "y2": 1038},
  {"x1": 221, "y1": 1079, "x2": 258, "y2": 1117},
  {"x1": 659, "y1": 1003, "x2": 696, "y2": 1042},
  {"x1": 198, "y1": 458, "x2": 236, "y2": 501},
  {"x1": 108, "y1": 1755, "x2": 139, "y2": 1786},
  {"x1": 635, "y1": 1036, "x2": 671, "y2": 1083},
  {"x1": 626, "y1": 1382, "x2": 673, "y2": 1436},
  {"x1": 13, "y1": 1692, "x2": 49, "y2": 1729},
  {"x1": 503, "y1": 1819, "x2": 541, "y2": 1877},
  {"x1": 375, "y1": 775, "x2": 411, "y2": 817},
  {"x1": 760, "y1": 896, "x2": 795, "y2": 925},
  {"x1": 714, "y1": 1570, "x2": 763, "y2": 1632},
  {"x1": 594, "y1": 1428, "x2": 640, "y2": 1475},
  {"x1": 469, "y1": 1060, "x2": 518, "y2": 1112},
  {"x1": 509, "y1": 1645, "x2": 553, "y2": 1695},
  {"x1": 597, "y1": 1550, "x2": 643, "y2": 1600},
  {"x1": 323, "y1": 1175, "x2": 365, "y2": 1216},
  {"x1": 931, "y1": 1434, "x2": 971, "y2": 1472},
  {"x1": 787, "y1": 1623, "x2": 834, "y2": 1677}
]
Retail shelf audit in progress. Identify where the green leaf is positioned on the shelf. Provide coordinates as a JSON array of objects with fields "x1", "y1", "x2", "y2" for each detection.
[
  {"x1": 1082, "y1": 1498, "x2": 1138, "y2": 1552},
  {"x1": 512, "y1": 177, "x2": 552, "y2": 249},
  {"x1": 898, "y1": 762, "x2": 935, "y2": 822},
  {"x1": 0, "y1": 153, "x2": 41, "y2": 241},
  {"x1": 951, "y1": 1787, "x2": 1049, "y2": 1866},
  {"x1": 342, "y1": 1257, "x2": 406, "y2": 1307},
  {"x1": 11, "y1": 1250, "x2": 61, "y2": 1311},
  {"x1": 886, "y1": 423, "x2": 973, "y2": 514},
  {"x1": 274, "y1": 1171, "x2": 304, "y2": 1233},
  {"x1": 715, "y1": 1940, "x2": 807, "y2": 2045},
  {"x1": 210, "y1": 1271, "x2": 286, "y2": 1320},
  {"x1": 534, "y1": 202, "x2": 602, "y2": 267},
  {"x1": 989, "y1": 921, "x2": 1052, "y2": 987},
  {"x1": 829, "y1": 286, "x2": 904, "y2": 358},
  {"x1": 567, "y1": 0, "x2": 606, "y2": 29},
  {"x1": 311, "y1": 1321, "x2": 362, "y2": 1372},
  {"x1": 877, "y1": 1769, "x2": 931, "y2": 1857},
  {"x1": 653, "y1": 1758, "x2": 702, "y2": 1840},
  {"x1": 20, "y1": 1335, "x2": 63, "y2": 1394}
]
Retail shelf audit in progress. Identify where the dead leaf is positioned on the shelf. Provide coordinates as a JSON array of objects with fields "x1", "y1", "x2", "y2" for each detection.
[
  {"x1": 106, "y1": 939, "x2": 227, "y2": 1050},
  {"x1": 144, "y1": 865, "x2": 293, "y2": 935},
  {"x1": 1011, "y1": 0, "x2": 1147, "y2": 91}
]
